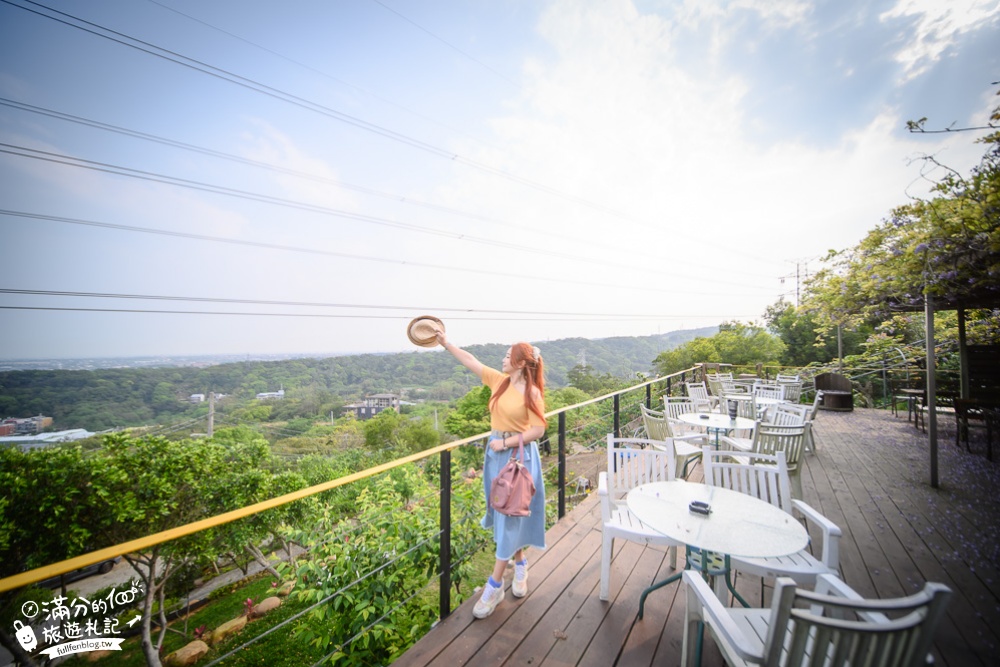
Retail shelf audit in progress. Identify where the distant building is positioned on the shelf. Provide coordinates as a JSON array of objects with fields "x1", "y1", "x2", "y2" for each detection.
[
  {"x1": 256, "y1": 387, "x2": 285, "y2": 400},
  {"x1": 0, "y1": 429, "x2": 94, "y2": 450},
  {"x1": 2, "y1": 415, "x2": 54, "y2": 434},
  {"x1": 0, "y1": 423, "x2": 15, "y2": 436},
  {"x1": 189, "y1": 393, "x2": 206, "y2": 403},
  {"x1": 344, "y1": 393, "x2": 400, "y2": 420}
]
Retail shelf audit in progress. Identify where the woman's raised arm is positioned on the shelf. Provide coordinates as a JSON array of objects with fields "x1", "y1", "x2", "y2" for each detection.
[{"x1": 435, "y1": 329, "x2": 484, "y2": 380}]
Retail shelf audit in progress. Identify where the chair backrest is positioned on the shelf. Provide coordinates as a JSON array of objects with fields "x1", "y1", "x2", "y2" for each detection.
[
  {"x1": 721, "y1": 398, "x2": 757, "y2": 420},
  {"x1": 707, "y1": 377, "x2": 724, "y2": 398},
  {"x1": 721, "y1": 381, "x2": 748, "y2": 395},
  {"x1": 751, "y1": 422, "x2": 807, "y2": 470},
  {"x1": 605, "y1": 436, "x2": 677, "y2": 504},
  {"x1": 808, "y1": 390, "x2": 825, "y2": 420},
  {"x1": 780, "y1": 382, "x2": 803, "y2": 403},
  {"x1": 769, "y1": 402, "x2": 809, "y2": 426},
  {"x1": 663, "y1": 396, "x2": 698, "y2": 420},
  {"x1": 775, "y1": 373, "x2": 800, "y2": 383},
  {"x1": 754, "y1": 384, "x2": 786, "y2": 401},
  {"x1": 702, "y1": 447, "x2": 793, "y2": 513},
  {"x1": 685, "y1": 381, "x2": 710, "y2": 400},
  {"x1": 764, "y1": 575, "x2": 953, "y2": 667},
  {"x1": 639, "y1": 404, "x2": 671, "y2": 441}
]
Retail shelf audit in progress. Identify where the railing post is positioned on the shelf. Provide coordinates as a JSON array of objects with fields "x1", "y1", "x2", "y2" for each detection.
[
  {"x1": 439, "y1": 448, "x2": 452, "y2": 620},
  {"x1": 613, "y1": 394, "x2": 620, "y2": 438},
  {"x1": 646, "y1": 383, "x2": 651, "y2": 409},
  {"x1": 558, "y1": 412, "x2": 566, "y2": 519}
]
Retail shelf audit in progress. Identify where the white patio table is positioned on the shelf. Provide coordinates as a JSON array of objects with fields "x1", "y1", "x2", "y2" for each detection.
[
  {"x1": 627, "y1": 480, "x2": 808, "y2": 616},
  {"x1": 676, "y1": 412, "x2": 755, "y2": 449}
]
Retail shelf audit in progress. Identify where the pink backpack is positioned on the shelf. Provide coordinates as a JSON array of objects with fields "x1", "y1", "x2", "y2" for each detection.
[{"x1": 490, "y1": 434, "x2": 536, "y2": 517}]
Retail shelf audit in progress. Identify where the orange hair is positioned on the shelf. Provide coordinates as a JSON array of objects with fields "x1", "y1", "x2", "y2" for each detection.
[{"x1": 490, "y1": 342, "x2": 547, "y2": 426}]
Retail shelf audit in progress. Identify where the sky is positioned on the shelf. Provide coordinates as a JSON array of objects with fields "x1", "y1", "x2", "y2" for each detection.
[{"x1": 1, "y1": 0, "x2": 998, "y2": 360}]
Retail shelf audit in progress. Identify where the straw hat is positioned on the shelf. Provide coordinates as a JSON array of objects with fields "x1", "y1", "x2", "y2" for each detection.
[{"x1": 406, "y1": 315, "x2": 444, "y2": 347}]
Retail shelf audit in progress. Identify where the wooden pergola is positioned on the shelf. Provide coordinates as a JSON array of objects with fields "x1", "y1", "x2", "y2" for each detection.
[{"x1": 887, "y1": 287, "x2": 1000, "y2": 488}]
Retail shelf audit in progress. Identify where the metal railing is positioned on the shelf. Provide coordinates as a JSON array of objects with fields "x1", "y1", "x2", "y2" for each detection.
[{"x1": 0, "y1": 368, "x2": 696, "y2": 661}]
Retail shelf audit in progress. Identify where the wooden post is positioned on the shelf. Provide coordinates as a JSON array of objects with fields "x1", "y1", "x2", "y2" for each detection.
[
  {"x1": 207, "y1": 392, "x2": 215, "y2": 437},
  {"x1": 926, "y1": 295, "x2": 938, "y2": 488}
]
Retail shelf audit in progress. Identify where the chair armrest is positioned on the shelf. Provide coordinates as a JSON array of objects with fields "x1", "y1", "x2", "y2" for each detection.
[
  {"x1": 717, "y1": 435, "x2": 752, "y2": 452},
  {"x1": 674, "y1": 433, "x2": 710, "y2": 444},
  {"x1": 791, "y1": 499, "x2": 842, "y2": 570},
  {"x1": 683, "y1": 572, "x2": 762, "y2": 663},
  {"x1": 811, "y1": 573, "x2": 893, "y2": 624},
  {"x1": 598, "y1": 472, "x2": 611, "y2": 523}
]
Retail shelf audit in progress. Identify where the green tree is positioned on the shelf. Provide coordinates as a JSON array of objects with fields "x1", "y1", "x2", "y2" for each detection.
[
  {"x1": 0, "y1": 445, "x2": 103, "y2": 667},
  {"x1": 567, "y1": 364, "x2": 630, "y2": 396},
  {"x1": 653, "y1": 322, "x2": 783, "y2": 375},
  {"x1": 363, "y1": 408, "x2": 403, "y2": 450},
  {"x1": 764, "y1": 299, "x2": 868, "y2": 365},
  {"x1": 443, "y1": 386, "x2": 492, "y2": 439},
  {"x1": 398, "y1": 417, "x2": 441, "y2": 454},
  {"x1": 805, "y1": 91, "x2": 1000, "y2": 332}
]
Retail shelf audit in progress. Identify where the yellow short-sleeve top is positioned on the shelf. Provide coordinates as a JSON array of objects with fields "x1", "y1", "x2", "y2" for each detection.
[{"x1": 481, "y1": 366, "x2": 546, "y2": 433}]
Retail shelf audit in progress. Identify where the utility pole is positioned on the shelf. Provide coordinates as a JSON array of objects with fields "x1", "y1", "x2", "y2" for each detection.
[{"x1": 207, "y1": 392, "x2": 215, "y2": 437}]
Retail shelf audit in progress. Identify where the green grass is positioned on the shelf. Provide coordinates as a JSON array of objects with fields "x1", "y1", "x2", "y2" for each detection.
[{"x1": 60, "y1": 574, "x2": 330, "y2": 667}]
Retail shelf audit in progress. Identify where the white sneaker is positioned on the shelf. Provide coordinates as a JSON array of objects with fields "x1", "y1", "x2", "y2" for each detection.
[
  {"x1": 473, "y1": 580, "x2": 504, "y2": 619},
  {"x1": 512, "y1": 560, "x2": 528, "y2": 598}
]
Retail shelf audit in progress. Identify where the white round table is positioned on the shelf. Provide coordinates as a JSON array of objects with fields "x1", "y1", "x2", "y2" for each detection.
[
  {"x1": 627, "y1": 480, "x2": 808, "y2": 615},
  {"x1": 627, "y1": 480, "x2": 807, "y2": 558},
  {"x1": 676, "y1": 412, "x2": 755, "y2": 447}
]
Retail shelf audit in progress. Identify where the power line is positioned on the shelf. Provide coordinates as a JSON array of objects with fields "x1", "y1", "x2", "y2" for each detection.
[
  {"x1": 0, "y1": 209, "x2": 778, "y2": 297},
  {"x1": 3, "y1": 0, "x2": 780, "y2": 264},
  {"x1": 143, "y1": 0, "x2": 504, "y2": 153},
  {"x1": 368, "y1": 0, "x2": 520, "y2": 88},
  {"x1": 0, "y1": 144, "x2": 782, "y2": 293},
  {"x1": 0, "y1": 288, "x2": 749, "y2": 320},
  {"x1": 0, "y1": 97, "x2": 507, "y2": 226},
  {"x1": 0, "y1": 305, "x2": 752, "y2": 322},
  {"x1": 1, "y1": 97, "x2": 775, "y2": 279}
]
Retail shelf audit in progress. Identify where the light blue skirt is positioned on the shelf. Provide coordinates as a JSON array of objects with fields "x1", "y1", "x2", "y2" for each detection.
[{"x1": 482, "y1": 432, "x2": 547, "y2": 560}]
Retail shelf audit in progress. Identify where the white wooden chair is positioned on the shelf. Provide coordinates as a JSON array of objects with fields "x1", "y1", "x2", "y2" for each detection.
[
  {"x1": 753, "y1": 384, "x2": 786, "y2": 402},
  {"x1": 803, "y1": 390, "x2": 824, "y2": 453},
  {"x1": 639, "y1": 404, "x2": 704, "y2": 478},
  {"x1": 706, "y1": 376, "x2": 726, "y2": 402},
  {"x1": 682, "y1": 571, "x2": 952, "y2": 667},
  {"x1": 775, "y1": 373, "x2": 800, "y2": 383},
  {"x1": 718, "y1": 422, "x2": 810, "y2": 498},
  {"x1": 667, "y1": 395, "x2": 727, "y2": 441},
  {"x1": 685, "y1": 381, "x2": 718, "y2": 411},
  {"x1": 701, "y1": 447, "x2": 841, "y2": 599},
  {"x1": 766, "y1": 402, "x2": 809, "y2": 426},
  {"x1": 779, "y1": 381, "x2": 803, "y2": 403},
  {"x1": 598, "y1": 435, "x2": 683, "y2": 600},
  {"x1": 721, "y1": 380, "x2": 749, "y2": 395}
]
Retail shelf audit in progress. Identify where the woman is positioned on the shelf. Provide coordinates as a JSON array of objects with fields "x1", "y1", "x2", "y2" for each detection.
[{"x1": 436, "y1": 330, "x2": 547, "y2": 619}]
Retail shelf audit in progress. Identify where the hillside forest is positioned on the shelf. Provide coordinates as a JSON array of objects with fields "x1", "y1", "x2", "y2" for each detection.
[{"x1": 0, "y1": 328, "x2": 715, "y2": 432}]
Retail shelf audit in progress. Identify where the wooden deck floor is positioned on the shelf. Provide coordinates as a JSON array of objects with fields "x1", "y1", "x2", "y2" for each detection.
[{"x1": 394, "y1": 408, "x2": 1000, "y2": 667}]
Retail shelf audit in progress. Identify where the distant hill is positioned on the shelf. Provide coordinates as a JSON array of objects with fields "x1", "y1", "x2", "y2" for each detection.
[{"x1": 0, "y1": 327, "x2": 717, "y2": 431}]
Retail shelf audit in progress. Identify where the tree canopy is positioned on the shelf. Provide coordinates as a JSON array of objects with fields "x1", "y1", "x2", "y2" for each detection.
[
  {"x1": 804, "y1": 90, "x2": 1000, "y2": 330},
  {"x1": 653, "y1": 321, "x2": 785, "y2": 376}
]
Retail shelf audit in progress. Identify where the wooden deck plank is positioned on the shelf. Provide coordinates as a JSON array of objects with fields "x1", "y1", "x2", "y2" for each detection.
[{"x1": 395, "y1": 408, "x2": 1000, "y2": 667}]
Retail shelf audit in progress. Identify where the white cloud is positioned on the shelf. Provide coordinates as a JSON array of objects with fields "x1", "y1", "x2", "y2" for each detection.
[{"x1": 881, "y1": 0, "x2": 1000, "y2": 80}]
